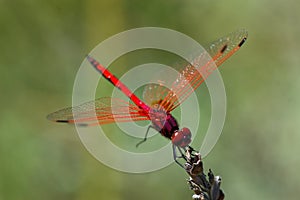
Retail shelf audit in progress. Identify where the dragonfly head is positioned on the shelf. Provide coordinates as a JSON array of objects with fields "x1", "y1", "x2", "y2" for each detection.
[{"x1": 171, "y1": 127, "x2": 191, "y2": 148}]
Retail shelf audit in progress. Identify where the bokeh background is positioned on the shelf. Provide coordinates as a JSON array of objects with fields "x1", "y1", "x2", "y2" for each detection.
[{"x1": 1, "y1": 0, "x2": 300, "y2": 199}]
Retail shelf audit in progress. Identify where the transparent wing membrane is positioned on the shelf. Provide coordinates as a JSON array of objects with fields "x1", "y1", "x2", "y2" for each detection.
[
  {"x1": 143, "y1": 29, "x2": 248, "y2": 112},
  {"x1": 47, "y1": 97, "x2": 149, "y2": 126}
]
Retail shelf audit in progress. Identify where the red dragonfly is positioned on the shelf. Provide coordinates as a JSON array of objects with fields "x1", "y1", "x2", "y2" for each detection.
[{"x1": 47, "y1": 29, "x2": 247, "y2": 163}]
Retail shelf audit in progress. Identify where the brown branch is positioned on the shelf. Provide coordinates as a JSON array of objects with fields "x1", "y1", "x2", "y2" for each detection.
[{"x1": 183, "y1": 147, "x2": 225, "y2": 200}]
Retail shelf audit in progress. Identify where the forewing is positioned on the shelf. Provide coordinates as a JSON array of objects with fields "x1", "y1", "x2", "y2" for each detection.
[
  {"x1": 47, "y1": 97, "x2": 149, "y2": 126},
  {"x1": 157, "y1": 29, "x2": 248, "y2": 111}
]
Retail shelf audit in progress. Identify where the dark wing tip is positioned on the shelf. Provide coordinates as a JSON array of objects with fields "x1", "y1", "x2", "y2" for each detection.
[
  {"x1": 49, "y1": 118, "x2": 89, "y2": 127},
  {"x1": 55, "y1": 120, "x2": 70, "y2": 123},
  {"x1": 238, "y1": 37, "x2": 247, "y2": 47},
  {"x1": 236, "y1": 29, "x2": 248, "y2": 47}
]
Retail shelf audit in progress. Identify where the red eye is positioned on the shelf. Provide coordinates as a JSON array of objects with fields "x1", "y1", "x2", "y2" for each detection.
[{"x1": 171, "y1": 128, "x2": 192, "y2": 147}]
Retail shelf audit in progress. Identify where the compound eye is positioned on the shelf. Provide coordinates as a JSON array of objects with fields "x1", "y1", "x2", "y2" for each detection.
[{"x1": 171, "y1": 128, "x2": 192, "y2": 147}]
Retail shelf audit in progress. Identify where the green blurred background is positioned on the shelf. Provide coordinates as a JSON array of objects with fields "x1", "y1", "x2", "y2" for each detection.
[{"x1": 1, "y1": 0, "x2": 300, "y2": 199}]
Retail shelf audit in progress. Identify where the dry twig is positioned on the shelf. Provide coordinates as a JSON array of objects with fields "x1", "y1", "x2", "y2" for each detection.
[{"x1": 183, "y1": 147, "x2": 224, "y2": 200}]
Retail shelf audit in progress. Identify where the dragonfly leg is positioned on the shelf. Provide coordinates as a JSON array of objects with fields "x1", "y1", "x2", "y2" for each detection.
[
  {"x1": 177, "y1": 146, "x2": 188, "y2": 161},
  {"x1": 172, "y1": 145, "x2": 188, "y2": 168},
  {"x1": 136, "y1": 125, "x2": 154, "y2": 148}
]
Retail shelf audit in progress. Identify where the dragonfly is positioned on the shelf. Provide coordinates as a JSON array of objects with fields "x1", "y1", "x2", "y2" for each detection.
[{"x1": 47, "y1": 29, "x2": 247, "y2": 165}]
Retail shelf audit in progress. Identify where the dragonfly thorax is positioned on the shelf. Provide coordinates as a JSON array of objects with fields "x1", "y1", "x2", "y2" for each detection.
[{"x1": 149, "y1": 108, "x2": 191, "y2": 147}]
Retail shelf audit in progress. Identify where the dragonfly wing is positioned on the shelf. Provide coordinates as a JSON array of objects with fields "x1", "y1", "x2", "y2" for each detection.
[
  {"x1": 142, "y1": 82, "x2": 177, "y2": 109},
  {"x1": 47, "y1": 97, "x2": 150, "y2": 126},
  {"x1": 206, "y1": 29, "x2": 248, "y2": 66},
  {"x1": 158, "y1": 29, "x2": 248, "y2": 111}
]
